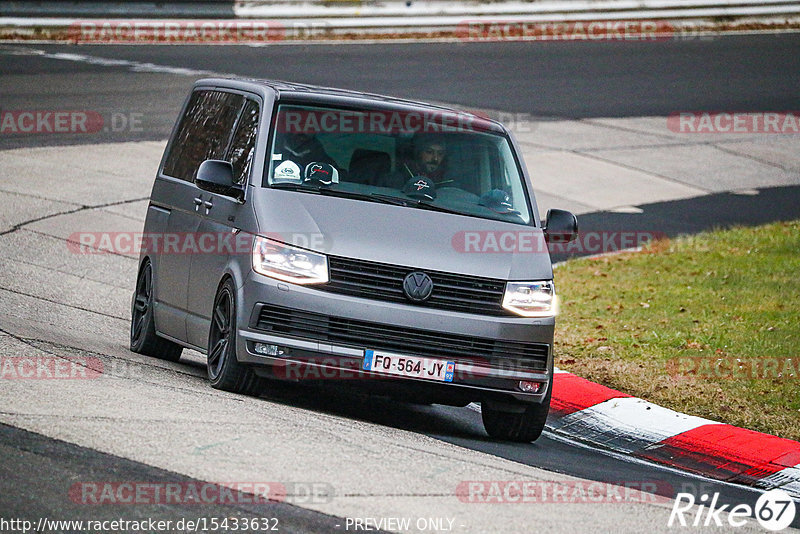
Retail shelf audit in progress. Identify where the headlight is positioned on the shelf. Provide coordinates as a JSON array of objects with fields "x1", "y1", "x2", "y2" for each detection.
[
  {"x1": 502, "y1": 281, "x2": 558, "y2": 317},
  {"x1": 252, "y1": 236, "x2": 329, "y2": 285}
]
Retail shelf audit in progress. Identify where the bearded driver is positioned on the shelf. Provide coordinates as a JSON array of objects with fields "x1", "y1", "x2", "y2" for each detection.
[{"x1": 402, "y1": 135, "x2": 447, "y2": 182}]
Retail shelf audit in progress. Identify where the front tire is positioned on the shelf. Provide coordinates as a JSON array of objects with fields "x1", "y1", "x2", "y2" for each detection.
[
  {"x1": 481, "y1": 385, "x2": 551, "y2": 443},
  {"x1": 130, "y1": 260, "x2": 182, "y2": 362},
  {"x1": 207, "y1": 278, "x2": 264, "y2": 395}
]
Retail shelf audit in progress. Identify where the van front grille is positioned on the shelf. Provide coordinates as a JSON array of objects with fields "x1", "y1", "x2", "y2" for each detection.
[{"x1": 321, "y1": 256, "x2": 510, "y2": 316}]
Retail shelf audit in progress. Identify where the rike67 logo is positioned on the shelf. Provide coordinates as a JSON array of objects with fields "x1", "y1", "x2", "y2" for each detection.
[{"x1": 668, "y1": 489, "x2": 796, "y2": 531}]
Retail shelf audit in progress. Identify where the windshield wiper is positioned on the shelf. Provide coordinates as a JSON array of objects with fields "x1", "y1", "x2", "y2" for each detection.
[
  {"x1": 321, "y1": 190, "x2": 412, "y2": 207},
  {"x1": 407, "y1": 200, "x2": 464, "y2": 215},
  {"x1": 364, "y1": 192, "x2": 465, "y2": 213},
  {"x1": 369, "y1": 193, "x2": 417, "y2": 206},
  {"x1": 270, "y1": 183, "x2": 464, "y2": 213},
  {"x1": 270, "y1": 182, "x2": 318, "y2": 191},
  {"x1": 270, "y1": 183, "x2": 411, "y2": 206}
]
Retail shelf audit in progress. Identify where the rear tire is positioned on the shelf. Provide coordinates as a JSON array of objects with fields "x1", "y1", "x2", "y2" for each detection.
[
  {"x1": 207, "y1": 278, "x2": 264, "y2": 396},
  {"x1": 481, "y1": 384, "x2": 551, "y2": 443},
  {"x1": 130, "y1": 260, "x2": 182, "y2": 362}
]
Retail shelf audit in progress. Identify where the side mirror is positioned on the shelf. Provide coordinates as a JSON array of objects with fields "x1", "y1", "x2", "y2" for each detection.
[
  {"x1": 196, "y1": 160, "x2": 242, "y2": 200},
  {"x1": 544, "y1": 209, "x2": 578, "y2": 243}
]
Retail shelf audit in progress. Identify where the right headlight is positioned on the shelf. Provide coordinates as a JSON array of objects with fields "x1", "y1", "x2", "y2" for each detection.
[
  {"x1": 252, "y1": 236, "x2": 329, "y2": 285},
  {"x1": 502, "y1": 281, "x2": 558, "y2": 317}
]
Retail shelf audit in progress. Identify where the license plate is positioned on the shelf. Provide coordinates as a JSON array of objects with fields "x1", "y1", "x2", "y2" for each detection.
[{"x1": 363, "y1": 349, "x2": 454, "y2": 382}]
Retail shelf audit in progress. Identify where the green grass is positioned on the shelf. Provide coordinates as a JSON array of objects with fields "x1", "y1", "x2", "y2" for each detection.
[{"x1": 554, "y1": 220, "x2": 800, "y2": 441}]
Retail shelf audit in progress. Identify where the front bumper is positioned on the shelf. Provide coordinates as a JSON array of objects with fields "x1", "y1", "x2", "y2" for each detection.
[{"x1": 235, "y1": 271, "x2": 554, "y2": 404}]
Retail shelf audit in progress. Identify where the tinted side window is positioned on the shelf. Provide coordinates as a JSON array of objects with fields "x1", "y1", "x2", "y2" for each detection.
[
  {"x1": 163, "y1": 90, "x2": 244, "y2": 182},
  {"x1": 226, "y1": 99, "x2": 260, "y2": 185}
]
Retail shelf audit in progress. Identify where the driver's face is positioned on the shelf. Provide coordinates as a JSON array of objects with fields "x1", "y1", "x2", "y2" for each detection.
[{"x1": 418, "y1": 143, "x2": 446, "y2": 174}]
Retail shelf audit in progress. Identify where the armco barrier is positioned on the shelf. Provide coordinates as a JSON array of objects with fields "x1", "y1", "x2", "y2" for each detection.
[{"x1": 3, "y1": 0, "x2": 800, "y2": 20}]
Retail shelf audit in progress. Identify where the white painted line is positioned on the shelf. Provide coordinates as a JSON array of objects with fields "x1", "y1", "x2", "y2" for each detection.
[{"x1": 1, "y1": 47, "x2": 231, "y2": 77}]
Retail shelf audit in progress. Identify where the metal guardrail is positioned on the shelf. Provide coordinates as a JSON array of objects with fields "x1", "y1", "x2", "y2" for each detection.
[{"x1": 3, "y1": 0, "x2": 799, "y2": 19}]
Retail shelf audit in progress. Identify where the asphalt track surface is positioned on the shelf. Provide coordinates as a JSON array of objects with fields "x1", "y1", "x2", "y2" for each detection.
[
  {"x1": 1, "y1": 35, "x2": 799, "y2": 531},
  {"x1": 2, "y1": 32, "x2": 800, "y2": 148},
  {"x1": 2, "y1": 37, "x2": 799, "y2": 247},
  {"x1": 0, "y1": 423, "x2": 353, "y2": 533}
]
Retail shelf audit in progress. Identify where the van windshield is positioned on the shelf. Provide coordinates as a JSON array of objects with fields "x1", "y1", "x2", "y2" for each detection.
[{"x1": 265, "y1": 104, "x2": 532, "y2": 225}]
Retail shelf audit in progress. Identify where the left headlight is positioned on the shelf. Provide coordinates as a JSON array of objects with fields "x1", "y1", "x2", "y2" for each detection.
[
  {"x1": 502, "y1": 281, "x2": 558, "y2": 317},
  {"x1": 252, "y1": 236, "x2": 329, "y2": 285}
]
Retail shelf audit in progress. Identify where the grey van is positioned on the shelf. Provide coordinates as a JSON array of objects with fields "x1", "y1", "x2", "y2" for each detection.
[{"x1": 131, "y1": 78, "x2": 577, "y2": 442}]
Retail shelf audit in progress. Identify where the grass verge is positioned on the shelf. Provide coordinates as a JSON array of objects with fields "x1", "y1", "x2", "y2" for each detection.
[{"x1": 554, "y1": 220, "x2": 800, "y2": 441}]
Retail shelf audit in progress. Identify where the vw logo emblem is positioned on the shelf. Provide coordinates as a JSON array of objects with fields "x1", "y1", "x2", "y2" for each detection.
[{"x1": 403, "y1": 271, "x2": 434, "y2": 302}]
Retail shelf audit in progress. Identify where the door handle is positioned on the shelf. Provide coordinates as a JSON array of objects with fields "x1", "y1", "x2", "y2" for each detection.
[
  {"x1": 203, "y1": 199, "x2": 213, "y2": 214},
  {"x1": 193, "y1": 196, "x2": 203, "y2": 211}
]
